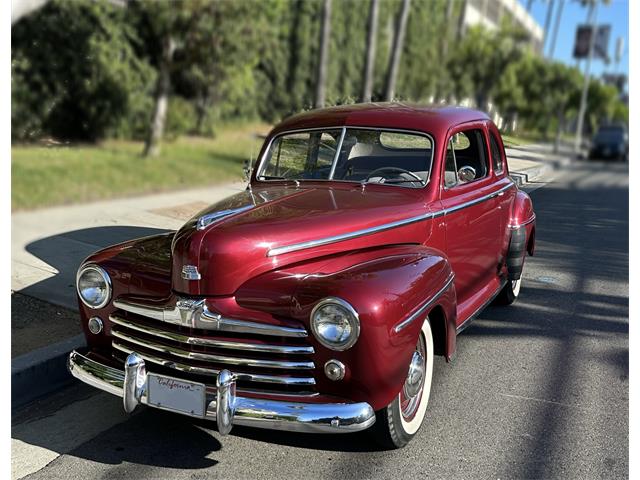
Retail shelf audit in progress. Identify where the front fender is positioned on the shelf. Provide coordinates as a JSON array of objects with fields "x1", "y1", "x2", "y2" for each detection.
[{"x1": 288, "y1": 245, "x2": 456, "y2": 411}]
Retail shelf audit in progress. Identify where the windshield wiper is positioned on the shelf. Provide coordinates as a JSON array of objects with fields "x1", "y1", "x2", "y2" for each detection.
[
  {"x1": 379, "y1": 179, "x2": 425, "y2": 184},
  {"x1": 260, "y1": 175, "x2": 286, "y2": 180}
]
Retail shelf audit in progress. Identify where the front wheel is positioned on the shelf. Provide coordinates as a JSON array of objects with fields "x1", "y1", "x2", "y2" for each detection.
[{"x1": 372, "y1": 318, "x2": 434, "y2": 449}]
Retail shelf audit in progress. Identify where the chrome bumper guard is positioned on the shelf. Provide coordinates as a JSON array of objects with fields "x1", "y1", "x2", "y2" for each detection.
[{"x1": 67, "y1": 350, "x2": 375, "y2": 435}]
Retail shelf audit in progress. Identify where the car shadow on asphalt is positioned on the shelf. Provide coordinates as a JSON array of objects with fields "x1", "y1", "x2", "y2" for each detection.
[
  {"x1": 70, "y1": 408, "x2": 223, "y2": 469},
  {"x1": 20, "y1": 226, "x2": 171, "y2": 308}
]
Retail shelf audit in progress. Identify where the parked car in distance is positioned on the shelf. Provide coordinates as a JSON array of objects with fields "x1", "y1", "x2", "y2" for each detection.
[
  {"x1": 68, "y1": 103, "x2": 535, "y2": 448},
  {"x1": 589, "y1": 124, "x2": 628, "y2": 161}
]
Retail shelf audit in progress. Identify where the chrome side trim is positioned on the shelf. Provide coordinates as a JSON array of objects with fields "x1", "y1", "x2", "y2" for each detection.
[
  {"x1": 112, "y1": 343, "x2": 316, "y2": 385},
  {"x1": 267, "y1": 212, "x2": 435, "y2": 257},
  {"x1": 508, "y1": 214, "x2": 536, "y2": 229},
  {"x1": 113, "y1": 298, "x2": 308, "y2": 338},
  {"x1": 197, "y1": 205, "x2": 254, "y2": 230},
  {"x1": 111, "y1": 330, "x2": 315, "y2": 370},
  {"x1": 109, "y1": 315, "x2": 314, "y2": 354},
  {"x1": 68, "y1": 350, "x2": 374, "y2": 433},
  {"x1": 393, "y1": 274, "x2": 455, "y2": 333},
  {"x1": 445, "y1": 182, "x2": 514, "y2": 214},
  {"x1": 267, "y1": 182, "x2": 515, "y2": 256}
]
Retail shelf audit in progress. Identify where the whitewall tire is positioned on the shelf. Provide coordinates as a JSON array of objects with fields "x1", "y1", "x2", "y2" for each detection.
[
  {"x1": 372, "y1": 318, "x2": 434, "y2": 448},
  {"x1": 495, "y1": 263, "x2": 525, "y2": 305}
]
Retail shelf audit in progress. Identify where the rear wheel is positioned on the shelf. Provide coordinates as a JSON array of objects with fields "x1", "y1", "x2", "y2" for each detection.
[
  {"x1": 372, "y1": 318, "x2": 434, "y2": 449},
  {"x1": 495, "y1": 264, "x2": 524, "y2": 305}
]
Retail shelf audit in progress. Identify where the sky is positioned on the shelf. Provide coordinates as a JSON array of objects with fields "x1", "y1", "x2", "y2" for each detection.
[{"x1": 524, "y1": 0, "x2": 629, "y2": 79}]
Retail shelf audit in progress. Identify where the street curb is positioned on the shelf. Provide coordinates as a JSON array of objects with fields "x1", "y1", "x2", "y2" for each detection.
[
  {"x1": 509, "y1": 150, "x2": 575, "y2": 188},
  {"x1": 12, "y1": 334, "x2": 86, "y2": 408}
]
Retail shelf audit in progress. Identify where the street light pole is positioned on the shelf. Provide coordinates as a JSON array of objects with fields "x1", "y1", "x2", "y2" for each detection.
[{"x1": 574, "y1": 0, "x2": 598, "y2": 152}]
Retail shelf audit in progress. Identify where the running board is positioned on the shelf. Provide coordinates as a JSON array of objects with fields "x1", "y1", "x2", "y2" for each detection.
[{"x1": 455, "y1": 277, "x2": 507, "y2": 334}]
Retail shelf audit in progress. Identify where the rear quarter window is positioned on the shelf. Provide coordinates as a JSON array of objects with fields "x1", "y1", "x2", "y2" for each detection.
[{"x1": 489, "y1": 132, "x2": 504, "y2": 175}]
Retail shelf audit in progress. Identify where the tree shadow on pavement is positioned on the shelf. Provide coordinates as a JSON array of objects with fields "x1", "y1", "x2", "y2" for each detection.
[
  {"x1": 460, "y1": 161, "x2": 628, "y2": 479},
  {"x1": 19, "y1": 226, "x2": 170, "y2": 308}
]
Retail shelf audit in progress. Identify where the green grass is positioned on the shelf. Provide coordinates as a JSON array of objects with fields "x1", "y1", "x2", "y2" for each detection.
[
  {"x1": 501, "y1": 134, "x2": 536, "y2": 147},
  {"x1": 11, "y1": 123, "x2": 270, "y2": 210}
]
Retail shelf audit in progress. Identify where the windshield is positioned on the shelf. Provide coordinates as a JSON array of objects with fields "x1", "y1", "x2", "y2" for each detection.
[{"x1": 258, "y1": 128, "x2": 433, "y2": 188}]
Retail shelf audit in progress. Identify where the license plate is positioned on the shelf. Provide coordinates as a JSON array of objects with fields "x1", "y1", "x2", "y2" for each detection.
[{"x1": 147, "y1": 374, "x2": 206, "y2": 417}]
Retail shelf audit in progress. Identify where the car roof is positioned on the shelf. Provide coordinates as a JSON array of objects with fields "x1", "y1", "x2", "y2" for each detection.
[{"x1": 272, "y1": 102, "x2": 491, "y2": 138}]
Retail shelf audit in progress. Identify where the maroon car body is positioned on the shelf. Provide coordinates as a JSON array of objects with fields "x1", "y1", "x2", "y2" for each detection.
[{"x1": 68, "y1": 104, "x2": 535, "y2": 448}]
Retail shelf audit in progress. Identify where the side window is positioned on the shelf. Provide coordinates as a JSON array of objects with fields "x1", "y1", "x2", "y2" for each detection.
[
  {"x1": 444, "y1": 129, "x2": 489, "y2": 187},
  {"x1": 489, "y1": 132, "x2": 504, "y2": 174}
]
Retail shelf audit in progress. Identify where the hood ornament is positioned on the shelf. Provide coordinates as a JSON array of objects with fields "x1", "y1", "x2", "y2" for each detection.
[
  {"x1": 181, "y1": 265, "x2": 201, "y2": 280},
  {"x1": 196, "y1": 205, "x2": 254, "y2": 230}
]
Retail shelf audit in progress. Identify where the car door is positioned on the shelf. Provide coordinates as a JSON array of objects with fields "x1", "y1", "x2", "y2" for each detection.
[{"x1": 440, "y1": 122, "x2": 503, "y2": 309}]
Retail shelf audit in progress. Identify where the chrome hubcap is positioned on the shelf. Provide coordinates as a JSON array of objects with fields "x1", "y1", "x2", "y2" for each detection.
[
  {"x1": 404, "y1": 350, "x2": 425, "y2": 398},
  {"x1": 400, "y1": 335, "x2": 427, "y2": 420}
]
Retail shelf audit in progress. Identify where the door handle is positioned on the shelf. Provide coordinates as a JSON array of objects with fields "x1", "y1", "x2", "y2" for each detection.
[{"x1": 497, "y1": 191, "x2": 505, "y2": 197}]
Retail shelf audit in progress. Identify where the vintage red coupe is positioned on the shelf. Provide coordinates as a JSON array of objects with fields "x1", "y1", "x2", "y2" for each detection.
[{"x1": 68, "y1": 103, "x2": 535, "y2": 448}]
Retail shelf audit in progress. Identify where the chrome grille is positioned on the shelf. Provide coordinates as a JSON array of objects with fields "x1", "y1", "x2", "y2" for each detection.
[{"x1": 109, "y1": 301, "x2": 317, "y2": 394}]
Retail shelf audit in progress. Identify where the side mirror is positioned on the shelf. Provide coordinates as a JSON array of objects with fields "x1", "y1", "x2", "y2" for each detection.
[{"x1": 458, "y1": 165, "x2": 476, "y2": 183}]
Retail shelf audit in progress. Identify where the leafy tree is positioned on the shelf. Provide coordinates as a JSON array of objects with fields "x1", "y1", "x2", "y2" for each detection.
[
  {"x1": 12, "y1": 0, "x2": 153, "y2": 141},
  {"x1": 447, "y1": 22, "x2": 530, "y2": 111},
  {"x1": 495, "y1": 53, "x2": 581, "y2": 142}
]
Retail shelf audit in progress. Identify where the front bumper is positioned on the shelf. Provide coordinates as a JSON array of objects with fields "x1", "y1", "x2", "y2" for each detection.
[{"x1": 67, "y1": 350, "x2": 375, "y2": 435}]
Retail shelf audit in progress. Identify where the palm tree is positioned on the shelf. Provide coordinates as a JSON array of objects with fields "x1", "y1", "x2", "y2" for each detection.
[
  {"x1": 315, "y1": 0, "x2": 331, "y2": 108},
  {"x1": 384, "y1": 0, "x2": 411, "y2": 101},
  {"x1": 361, "y1": 0, "x2": 379, "y2": 103}
]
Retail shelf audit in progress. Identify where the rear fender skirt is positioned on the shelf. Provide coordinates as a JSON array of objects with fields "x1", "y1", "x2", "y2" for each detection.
[{"x1": 507, "y1": 226, "x2": 526, "y2": 281}]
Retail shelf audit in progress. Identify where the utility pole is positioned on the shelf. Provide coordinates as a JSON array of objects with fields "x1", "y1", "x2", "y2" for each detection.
[
  {"x1": 527, "y1": 0, "x2": 534, "y2": 12},
  {"x1": 574, "y1": 0, "x2": 598, "y2": 152},
  {"x1": 547, "y1": 0, "x2": 564, "y2": 59}
]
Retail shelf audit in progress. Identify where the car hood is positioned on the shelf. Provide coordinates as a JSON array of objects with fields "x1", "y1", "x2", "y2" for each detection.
[{"x1": 171, "y1": 183, "x2": 433, "y2": 296}]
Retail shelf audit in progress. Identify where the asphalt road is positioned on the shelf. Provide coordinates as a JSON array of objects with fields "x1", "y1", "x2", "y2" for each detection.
[{"x1": 12, "y1": 160, "x2": 629, "y2": 480}]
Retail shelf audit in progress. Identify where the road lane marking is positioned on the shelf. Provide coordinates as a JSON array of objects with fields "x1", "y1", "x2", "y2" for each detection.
[{"x1": 11, "y1": 393, "x2": 135, "y2": 480}]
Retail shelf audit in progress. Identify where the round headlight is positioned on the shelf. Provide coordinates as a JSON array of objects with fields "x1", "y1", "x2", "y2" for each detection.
[
  {"x1": 310, "y1": 298, "x2": 360, "y2": 351},
  {"x1": 76, "y1": 264, "x2": 111, "y2": 309}
]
